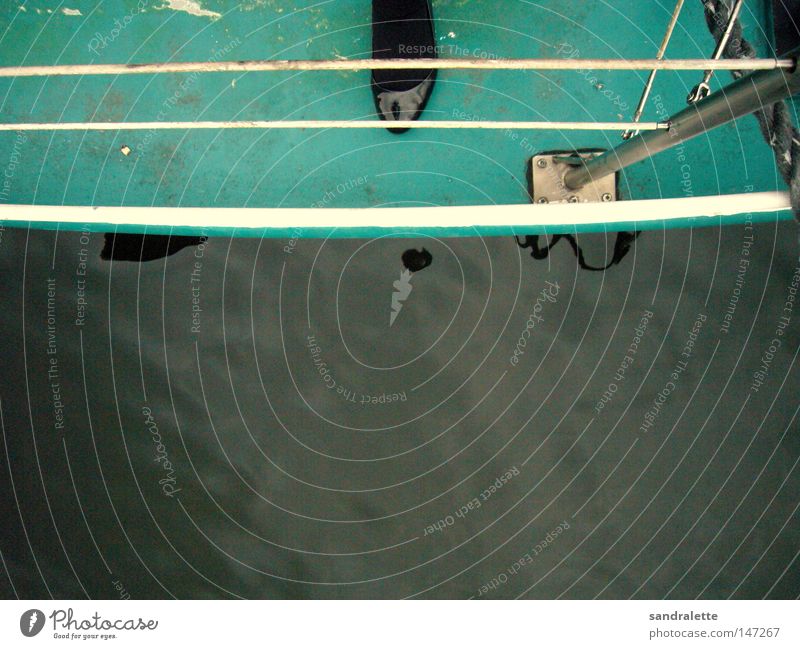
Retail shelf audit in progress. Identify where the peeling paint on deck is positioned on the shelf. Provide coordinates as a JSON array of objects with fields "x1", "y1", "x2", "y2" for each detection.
[{"x1": 159, "y1": 0, "x2": 221, "y2": 20}]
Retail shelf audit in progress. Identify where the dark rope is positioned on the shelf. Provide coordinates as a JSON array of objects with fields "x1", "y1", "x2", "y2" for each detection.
[
  {"x1": 515, "y1": 232, "x2": 641, "y2": 271},
  {"x1": 702, "y1": 0, "x2": 800, "y2": 217}
]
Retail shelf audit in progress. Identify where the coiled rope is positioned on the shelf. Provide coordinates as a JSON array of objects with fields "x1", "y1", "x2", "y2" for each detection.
[{"x1": 703, "y1": 0, "x2": 800, "y2": 217}]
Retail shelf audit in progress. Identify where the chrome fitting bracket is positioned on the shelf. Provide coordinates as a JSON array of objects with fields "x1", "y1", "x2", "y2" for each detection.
[{"x1": 531, "y1": 151, "x2": 617, "y2": 205}]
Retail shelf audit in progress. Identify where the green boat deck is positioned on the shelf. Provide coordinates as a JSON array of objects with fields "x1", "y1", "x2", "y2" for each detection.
[{"x1": 0, "y1": 0, "x2": 794, "y2": 225}]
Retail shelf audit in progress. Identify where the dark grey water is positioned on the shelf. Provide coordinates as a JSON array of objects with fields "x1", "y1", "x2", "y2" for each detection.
[{"x1": 0, "y1": 221, "x2": 799, "y2": 599}]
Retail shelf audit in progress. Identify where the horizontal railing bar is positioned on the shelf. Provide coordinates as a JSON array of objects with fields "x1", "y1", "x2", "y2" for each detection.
[
  {"x1": 0, "y1": 57, "x2": 793, "y2": 77},
  {"x1": 0, "y1": 193, "x2": 790, "y2": 233},
  {"x1": 0, "y1": 120, "x2": 670, "y2": 132}
]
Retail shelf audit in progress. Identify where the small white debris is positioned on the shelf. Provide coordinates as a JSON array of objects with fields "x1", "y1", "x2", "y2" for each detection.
[
  {"x1": 159, "y1": 0, "x2": 221, "y2": 19},
  {"x1": 448, "y1": 31, "x2": 456, "y2": 38},
  {"x1": 62, "y1": 7, "x2": 82, "y2": 15},
  {"x1": 120, "y1": 145, "x2": 131, "y2": 156}
]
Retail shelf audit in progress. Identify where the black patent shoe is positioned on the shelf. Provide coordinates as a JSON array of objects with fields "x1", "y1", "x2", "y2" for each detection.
[{"x1": 371, "y1": 0, "x2": 437, "y2": 134}]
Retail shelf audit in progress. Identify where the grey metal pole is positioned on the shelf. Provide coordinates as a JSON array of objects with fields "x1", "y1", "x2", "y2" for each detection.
[{"x1": 564, "y1": 47, "x2": 800, "y2": 191}]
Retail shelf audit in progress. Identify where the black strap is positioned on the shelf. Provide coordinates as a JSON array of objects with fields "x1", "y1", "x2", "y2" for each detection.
[
  {"x1": 772, "y1": 0, "x2": 800, "y2": 57},
  {"x1": 515, "y1": 232, "x2": 641, "y2": 271}
]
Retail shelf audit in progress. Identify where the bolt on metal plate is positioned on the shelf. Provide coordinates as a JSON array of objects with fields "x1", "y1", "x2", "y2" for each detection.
[{"x1": 531, "y1": 151, "x2": 617, "y2": 205}]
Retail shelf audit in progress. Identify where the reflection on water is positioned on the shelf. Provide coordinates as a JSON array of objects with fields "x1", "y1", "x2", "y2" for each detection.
[{"x1": 0, "y1": 222, "x2": 799, "y2": 599}]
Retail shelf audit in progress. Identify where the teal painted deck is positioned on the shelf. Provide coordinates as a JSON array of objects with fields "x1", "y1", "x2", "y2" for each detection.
[
  {"x1": 0, "y1": 0, "x2": 794, "y2": 224},
  {"x1": 2, "y1": 2, "x2": 800, "y2": 601}
]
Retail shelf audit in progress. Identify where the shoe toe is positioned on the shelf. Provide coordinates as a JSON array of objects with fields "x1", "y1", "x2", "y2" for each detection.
[{"x1": 375, "y1": 77, "x2": 434, "y2": 129}]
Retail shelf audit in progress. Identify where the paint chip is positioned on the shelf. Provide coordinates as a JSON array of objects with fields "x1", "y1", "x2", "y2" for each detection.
[
  {"x1": 159, "y1": 0, "x2": 221, "y2": 19},
  {"x1": 120, "y1": 145, "x2": 131, "y2": 156},
  {"x1": 62, "y1": 7, "x2": 82, "y2": 15}
]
